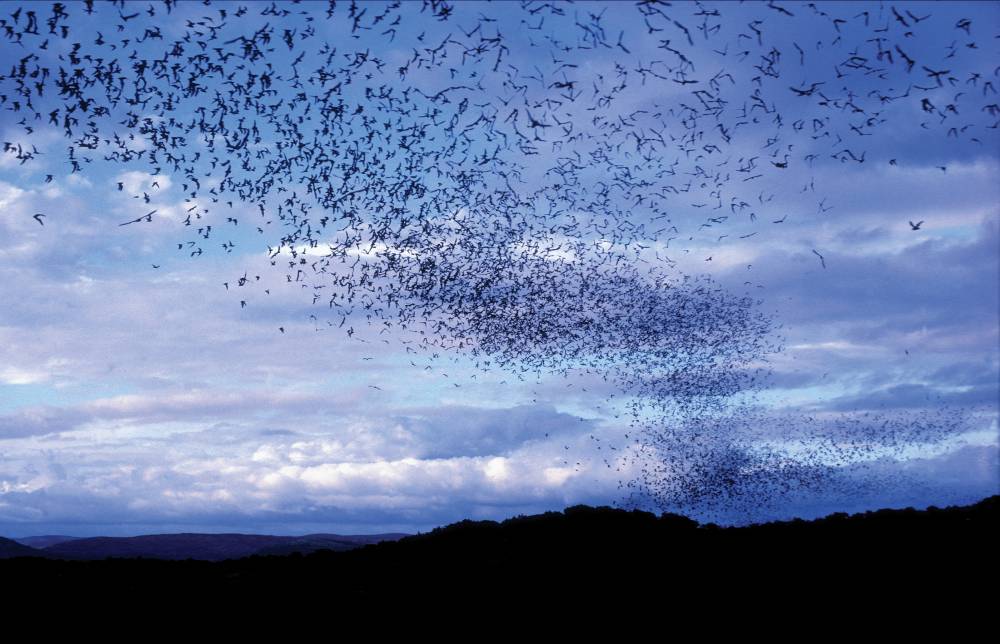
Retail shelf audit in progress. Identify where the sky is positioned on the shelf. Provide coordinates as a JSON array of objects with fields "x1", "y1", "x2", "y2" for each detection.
[{"x1": 0, "y1": 0, "x2": 997, "y2": 537}]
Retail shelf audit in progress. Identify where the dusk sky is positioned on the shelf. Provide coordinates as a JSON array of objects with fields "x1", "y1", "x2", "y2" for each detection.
[{"x1": 0, "y1": 0, "x2": 996, "y2": 537}]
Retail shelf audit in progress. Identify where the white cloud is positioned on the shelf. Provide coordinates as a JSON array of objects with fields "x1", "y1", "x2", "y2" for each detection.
[
  {"x1": 0, "y1": 366, "x2": 48, "y2": 385},
  {"x1": 0, "y1": 180, "x2": 25, "y2": 209},
  {"x1": 115, "y1": 170, "x2": 172, "y2": 195}
]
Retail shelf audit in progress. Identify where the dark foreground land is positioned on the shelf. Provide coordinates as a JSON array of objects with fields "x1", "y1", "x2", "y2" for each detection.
[{"x1": 2, "y1": 497, "x2": 997, "y2": 606}]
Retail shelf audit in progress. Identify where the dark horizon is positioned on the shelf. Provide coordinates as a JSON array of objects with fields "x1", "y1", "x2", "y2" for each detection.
[
  {"x1": 3, "y1": 492, "x2": 996, "y2": 542},
  {"x1": 2, "y1": 497, "x2": 995, "y2": 588}
]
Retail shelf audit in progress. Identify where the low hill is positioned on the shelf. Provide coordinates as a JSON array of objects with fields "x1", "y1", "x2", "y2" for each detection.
[
  {"x1": 1, "y1": 496, "x2": 996, "y2": 602},
  {"x1": 42, "y1": 532, "x2": 408, "y2": 561},
  {"x1": 13, "y1": 535, "x2": 79, "y2": 549},
  {"x1": 0, "y1": 537, "x2": 43, "y2": 559}
]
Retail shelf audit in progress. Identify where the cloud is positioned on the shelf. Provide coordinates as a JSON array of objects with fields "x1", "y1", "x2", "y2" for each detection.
[
  {"x1": 0, "y1": 406, "x2": 86, "y2": 439},
  {"x1": 114, "y1": 171, "x2": 171, "y2": 195},
  {"x1": 0, "y1": 410, "x2": 622, "y2": 534},
  {"x1": 0, "y1": 389, "x2": 364, "y2": 439},
  {"x1": 824, "y1": 383, "x2": 999, "y2": 412},
  {"x1": 389, "y1": 404, "x2": 593, "y2": 458}
]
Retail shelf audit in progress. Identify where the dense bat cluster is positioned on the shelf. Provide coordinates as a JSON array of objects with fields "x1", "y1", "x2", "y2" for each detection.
[
  {"x1": 618, "y1": 403, "x2": 982, "y2": 522},
  {"x1": 1, "y1": 1, "x2": 993, "y2": 519}
]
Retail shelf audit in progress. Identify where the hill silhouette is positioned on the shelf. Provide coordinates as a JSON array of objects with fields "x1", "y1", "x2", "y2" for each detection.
[
  {"x1": 12, "y1": 535, "x2": 80, "y2": 549},
  {"x1": 1, "y1": 497, "x2": 996, "y2": 603},
  {"x1": 35, "y1": 532, "x2": 408, "y2": 561},
  {"x1": 0, "y1": 536, "x2": 44, "y2": 559}
]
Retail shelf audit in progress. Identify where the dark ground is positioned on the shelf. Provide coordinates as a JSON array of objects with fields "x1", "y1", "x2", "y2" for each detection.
[{"x1": 1, "y1": 496, "x2": 996, "y2": 610}]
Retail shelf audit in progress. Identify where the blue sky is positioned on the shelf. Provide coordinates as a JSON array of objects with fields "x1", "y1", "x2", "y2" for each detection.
[{"x1": 0, "y1": 0, "x2": 996, "y2": 536}]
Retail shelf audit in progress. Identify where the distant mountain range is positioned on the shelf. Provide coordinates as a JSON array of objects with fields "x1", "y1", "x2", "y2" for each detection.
[
  {"x1": 1, "y1": 532, "x2": 408, "y2": 561},
  {"x1": 13, "y1": 535, "x2": 80, "y2": 549}
]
